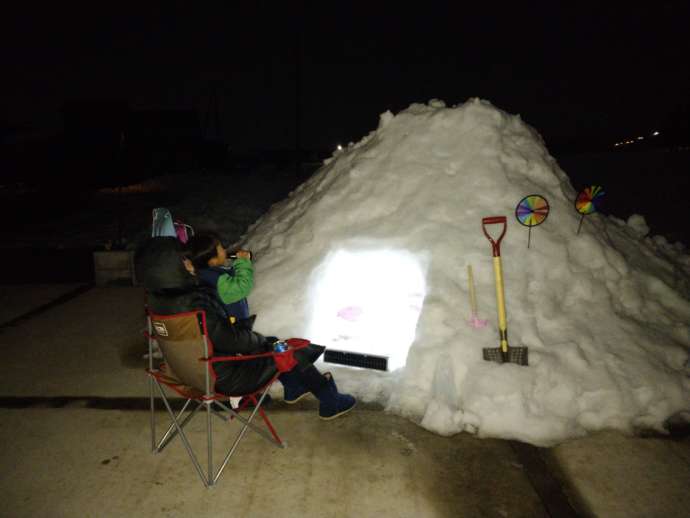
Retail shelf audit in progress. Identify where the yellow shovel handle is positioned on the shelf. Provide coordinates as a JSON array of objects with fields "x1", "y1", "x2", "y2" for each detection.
[{"x1": 493, "y1": 256, "x2": 509, "y2": 353}]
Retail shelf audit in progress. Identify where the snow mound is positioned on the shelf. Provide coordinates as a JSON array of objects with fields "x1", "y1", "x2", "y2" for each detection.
[{"x1": 236, "y1": 98, "x2": 689, "y2": 446}]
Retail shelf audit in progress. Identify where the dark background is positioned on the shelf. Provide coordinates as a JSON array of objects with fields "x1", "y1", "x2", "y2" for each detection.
[
  {"x1": 3, "y1": 3, "x2": 689, "y2": 152},
  {"x1": 1, "y1": 2, "x2": 689, "y2": 255},
  {"x1": 2, "y1": 1, "x2": 690, "y2": 149}
]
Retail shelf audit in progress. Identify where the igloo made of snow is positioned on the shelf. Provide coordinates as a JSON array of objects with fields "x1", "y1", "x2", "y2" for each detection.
[{"x1": 232, "y1": 98, "x2": 689, "y2": 446}]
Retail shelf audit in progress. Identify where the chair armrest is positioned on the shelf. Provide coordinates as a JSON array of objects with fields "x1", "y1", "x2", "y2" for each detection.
[
  {"x1": 208, "y1": 351, "x2": 276, "y2": 363},
  {"x1": 207, "y1": 338, "x2": 311, "y2": 363}
]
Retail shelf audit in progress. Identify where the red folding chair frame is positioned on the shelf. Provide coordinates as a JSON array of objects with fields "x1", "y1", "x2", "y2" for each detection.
[{"x1": 145, "y1": 309, "x2": 309, "y2": 487}]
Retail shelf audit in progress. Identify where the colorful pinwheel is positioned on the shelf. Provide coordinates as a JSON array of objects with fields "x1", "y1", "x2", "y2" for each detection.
[
  {"x1": 575, "y1": 185, "x2": 605, "y2": 234},
  {"x1": 515, "y1": 194, "x2": 550, "y2": 248}
]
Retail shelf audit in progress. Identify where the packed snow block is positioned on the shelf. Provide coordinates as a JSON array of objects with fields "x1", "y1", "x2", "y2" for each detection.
[{"x1": 93, "y1": 250, "x2": 137, "y2": 286}]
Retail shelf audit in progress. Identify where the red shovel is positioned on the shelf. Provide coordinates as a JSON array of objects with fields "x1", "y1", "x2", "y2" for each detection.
[{"x1": 481, "y1": 216, "x2": 529, "y2": 366}]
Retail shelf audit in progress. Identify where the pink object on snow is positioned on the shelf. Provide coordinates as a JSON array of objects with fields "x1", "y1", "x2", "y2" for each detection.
[
  {"x1": 469, "y1": 314, "x2": 488, "y2": 328},
  {"x1": 337, "y1": 306, "x2": 363, "y2": 321}
]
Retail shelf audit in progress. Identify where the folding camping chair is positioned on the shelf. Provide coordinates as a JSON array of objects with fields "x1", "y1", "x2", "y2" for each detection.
[{"x1": 145, "y1": 310, "x2": 309, "y2": 487}]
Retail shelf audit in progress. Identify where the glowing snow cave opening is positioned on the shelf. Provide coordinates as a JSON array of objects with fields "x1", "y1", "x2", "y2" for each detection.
[{"x1": 307, "y1": 250, "x2": 427, "y2": 371}]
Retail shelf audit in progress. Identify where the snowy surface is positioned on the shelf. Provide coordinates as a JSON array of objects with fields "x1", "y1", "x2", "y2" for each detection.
[{"x1": 175, "y1": 99, "x2": 688, "y2": 446}]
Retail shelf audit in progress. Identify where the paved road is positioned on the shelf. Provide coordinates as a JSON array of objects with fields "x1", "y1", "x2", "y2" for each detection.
[{"x1": 0, "y1": 285, "x2": 688, "y2": 518}]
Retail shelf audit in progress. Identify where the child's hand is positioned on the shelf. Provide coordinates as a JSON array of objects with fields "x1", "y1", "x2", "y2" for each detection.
[
  {"x1": 182, "y1": 258, "x2": 196, "y2": 275},
  {"x1": 235, "y1": 249, "x2": 252, "y2": 260}
]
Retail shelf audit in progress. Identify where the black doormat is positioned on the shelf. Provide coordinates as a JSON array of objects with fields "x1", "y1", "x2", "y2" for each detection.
[{"x1": 324, "y1": 349, "x2": 389, "y2": 371}]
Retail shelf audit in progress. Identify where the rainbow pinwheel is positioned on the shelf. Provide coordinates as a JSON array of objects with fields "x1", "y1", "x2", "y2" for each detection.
[
  {"x1": 515, "y1": 194, "x2": 550, "y2": 248},
  {"x1": 575, "y1": 185, "x2": 605, "y2": 234}
]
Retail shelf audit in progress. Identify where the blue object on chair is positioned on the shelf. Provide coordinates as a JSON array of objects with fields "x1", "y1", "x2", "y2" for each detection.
[{"x1": 152, "y1": 208, "x2": 177, "y2": 238}]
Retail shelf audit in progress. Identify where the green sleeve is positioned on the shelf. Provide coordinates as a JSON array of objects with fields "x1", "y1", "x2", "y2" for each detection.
[{"x1": 216, "y1": 258, "x2": 254, "y2": 304}]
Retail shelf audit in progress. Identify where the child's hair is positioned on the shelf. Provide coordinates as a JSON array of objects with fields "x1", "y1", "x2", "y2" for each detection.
[{"x1": 184, "y1": 232, "x2": 223, "y2": 270}]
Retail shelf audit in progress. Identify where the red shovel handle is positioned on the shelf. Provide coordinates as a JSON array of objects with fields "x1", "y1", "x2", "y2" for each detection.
[{"x1": 482, "y1": 216, "x2": 507, "y2": 256}]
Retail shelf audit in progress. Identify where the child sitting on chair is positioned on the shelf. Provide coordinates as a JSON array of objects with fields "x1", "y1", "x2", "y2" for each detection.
[
  {"x1": 183, "y1": 233, "x2": 254, "y2": 328},
  {"x1": 137, "y1": 236, "x2": 356, "y2": 420}
]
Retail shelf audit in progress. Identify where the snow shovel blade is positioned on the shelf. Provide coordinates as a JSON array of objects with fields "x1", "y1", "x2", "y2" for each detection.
[{"x1": 482, "y1": 346, "x2": 529, "y2": 366}]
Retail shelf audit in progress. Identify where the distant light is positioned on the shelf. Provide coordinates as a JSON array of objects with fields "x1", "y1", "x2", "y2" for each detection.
[
  {"x1": 652, "y1": 131, "x2": 660, "y2": 136},
  {"x1": 637, "y1": 136, "x2": 644, "y2": 140},
  {"x1": 337, "y1": 144, "x2": 343, "y2": 151}
]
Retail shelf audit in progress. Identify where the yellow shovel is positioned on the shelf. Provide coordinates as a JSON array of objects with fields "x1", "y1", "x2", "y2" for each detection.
[{"x1": 481, "y1": 216, "x2": 529, "y2": 366}]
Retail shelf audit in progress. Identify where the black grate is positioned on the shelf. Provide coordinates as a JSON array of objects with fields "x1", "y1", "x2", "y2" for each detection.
[{"x1": 323, "y1": 349, "x2": 389, "y2": 371}]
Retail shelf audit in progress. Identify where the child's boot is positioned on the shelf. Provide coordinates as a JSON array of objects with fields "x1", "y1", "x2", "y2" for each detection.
[
  {"x1": 279, "y1": 370, "x2": 311, "y2": 404},
  {"x1": 314, "y1": 372, "x2": 356, "y2": 420}
]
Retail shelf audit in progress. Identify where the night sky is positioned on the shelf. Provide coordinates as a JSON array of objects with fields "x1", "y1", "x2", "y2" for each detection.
[{"x1": 2, "y1": 2, "x2": 689, "y2": 152}]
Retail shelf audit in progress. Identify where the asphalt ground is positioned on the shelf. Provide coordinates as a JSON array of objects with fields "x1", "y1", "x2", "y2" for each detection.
[{"x1": 0, "y1": 285, "x2": 688, "y2": 517}]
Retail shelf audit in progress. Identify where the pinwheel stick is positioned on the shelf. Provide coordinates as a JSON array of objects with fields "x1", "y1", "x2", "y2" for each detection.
[
  {"x1": 467, "y1": 265, "x2": 478, "y2": 314},
  {"x1": 576, "y1": 213, "x2": 585, "y2": 235}
]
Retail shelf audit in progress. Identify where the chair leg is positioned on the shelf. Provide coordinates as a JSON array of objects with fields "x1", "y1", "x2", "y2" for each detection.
[
  {"x1": 214, "y1": 401, "x2": 263, "y2": 484},
  {"x1": 258, "y1": 405, "x2": 282, "y2": 445},
  {"x1": 157, "y1": 399, "x2": 203, "y2": 452},
  {"x1": 210, "y1": 403, "x2": 234, "y2": 422},
  {"x1": 149, "y1": 379, "x2": 286, "y2": 488},
  {"x1": 154, "y1": 382, "x2": 211, "y2": 487},
  {"x1": 249, "y1": 388, "x2": 284, "y2": 445},
  {"x1": 215, "y1": 391, "x2": 285, "y2": 448},
  {"x1": 149, "y1": 375, "x2": 156, "y2": 452},
  {"x1": 212, "y1": 388, "x2": 287, "y2": 485},
  {"x1": 206, "y1": 400, "x2": 213, "y2": 485}
]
